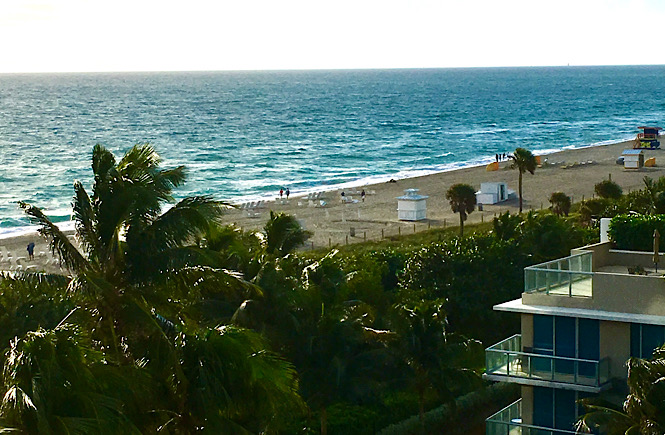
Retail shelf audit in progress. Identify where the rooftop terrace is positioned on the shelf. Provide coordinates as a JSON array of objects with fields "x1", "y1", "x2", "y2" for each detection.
[{"x1": 517, "y1": 241, "x2": 665, "y2": 318}]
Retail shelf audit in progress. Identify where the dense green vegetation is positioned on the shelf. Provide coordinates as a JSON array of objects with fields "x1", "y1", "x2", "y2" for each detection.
[
  {"x1": 0, "y1": 144, "x2": 606, "y2": 433},
  {"x1": 578, "y1": 175, "x2": 665, "y2": 224}
]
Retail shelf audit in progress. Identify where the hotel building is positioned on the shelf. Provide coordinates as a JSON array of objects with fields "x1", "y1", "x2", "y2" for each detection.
[{"x1": 484, "y1": 232, "x2": 665, "y2": 433}]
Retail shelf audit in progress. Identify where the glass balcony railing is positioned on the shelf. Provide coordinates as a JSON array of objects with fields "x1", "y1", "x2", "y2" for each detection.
[
  {"x1": 486, "y1": 399, "x2": 578, "y2": 435},
  {"x1": 524, "y1": 252, "x2": 593, "y2": 297},
  {"x1": 485, "y1": 335, "x2": 610, "y2": 389}
]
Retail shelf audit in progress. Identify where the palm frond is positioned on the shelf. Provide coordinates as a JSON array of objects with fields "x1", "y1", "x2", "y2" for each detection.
[
  {"x1": 18, "y1": 202, "x2": 87, "y2": 273},
  {"x1": 174, "y1": 326, "x2": 304, "y2": 432},
  {"x1": 161, "y1": 265, "x2": 263, "y2": 301},
  {"x1": 72, "y1": 181, "x2": 98, "y2": 258},
  {"x1": 264, "y1": 211, "x2": 312, "y2": 255},
  {"x1": 91, "y1": 144, "x2": 116, "y2": 185},
  {"x1": 136, "y1": 196, "x2": 228, "y2": 250},
  {"x1": 116, "y1": 144, "x2": 186, "y2": 208}
]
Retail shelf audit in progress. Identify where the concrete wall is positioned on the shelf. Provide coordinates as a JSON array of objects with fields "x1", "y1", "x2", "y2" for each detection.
[
  {"x1": 521, "y1": 386, "x2": 533, "y2": 425},
  {"x1": 600, "y1": 320, "x2": 630, "y2": 381},
  {"x1": 570, "y1": 242, "x2": 663, "y2": 270},
  {"x1": 571, "y1": 241, "x2": 611, "y2": 270},
  {"x1": 607, "y1": 249, "x2": 664, "y2": 268},
  {"x1": 521, "y1": 314, "x2": 534, "y2": 349}
]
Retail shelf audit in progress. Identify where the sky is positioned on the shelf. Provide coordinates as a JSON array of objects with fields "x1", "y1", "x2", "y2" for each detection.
[{"x1": 1, "y1": 0, "x2": 663, "y2": 73}]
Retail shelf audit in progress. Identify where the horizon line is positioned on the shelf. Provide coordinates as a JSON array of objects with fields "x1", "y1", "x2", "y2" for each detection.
[{"x1": 1, "y1": 63, "x2": 664, "y2": 75}]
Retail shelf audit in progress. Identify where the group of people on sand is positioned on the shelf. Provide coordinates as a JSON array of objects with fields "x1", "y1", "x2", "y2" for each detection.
[
  {"x1": 495, "y1": 153, "x2": 509, "y2": 162},
  {"x1": 278, "y1": 186, "x2": 368, "y2": 203},
  {"x1": 340, "y1": 189, "x2": 366, "y2": 202}
]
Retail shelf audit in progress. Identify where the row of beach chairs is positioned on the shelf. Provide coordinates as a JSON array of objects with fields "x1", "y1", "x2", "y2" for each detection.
[
  {"x1": 561, "y1": 160, "x2": 596, "y2": 169},
  {"x1": 0, "y1": 251, "x2": 47, "y2": 265},
  {"x1": 306, "y1": 192, "x2": 326, "y2": 201},
  {"x1": 237, "y1": 200, "x2": 266, "y2": 210},
  {"x1": 236, "y1": 201, "x2": 266, "y2": 218},
  {"x1": 344, "y1": 189, "x2": 376, "y2": 196}
]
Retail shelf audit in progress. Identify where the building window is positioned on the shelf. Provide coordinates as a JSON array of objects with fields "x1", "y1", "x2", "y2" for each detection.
[
  {"x1": 631, "y1": 323, "x2": 665, "y2": 358},
  {"x1": 533, "y1": 387, "x2": 592, "y2": 431},
  {"x1": 533, "y1": 315, "x2": 599, "y2": 360}
]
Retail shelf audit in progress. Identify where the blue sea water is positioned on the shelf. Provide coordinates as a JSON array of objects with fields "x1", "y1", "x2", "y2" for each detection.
[{"x1": 1, "y1": 65, "x2": 665, "y2": 234}]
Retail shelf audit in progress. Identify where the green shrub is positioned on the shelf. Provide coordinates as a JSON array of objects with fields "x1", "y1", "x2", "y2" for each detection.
[
  {"x1": 326, "y1": 403, "x2": 381, "y2": 435},
  {"x1": 399, "y1": 234, "x2": 526, "y2": 344},
  {"x1": 609, "y1": 214, "x2": 665, "y2": 251},
  {"x1": 378, "y1": 382, "x2": 519, "y2": 435},
  {"x1": 595, "y1": 180, "x2": 623, "y2": 199},
  {"x1": 579, "y1": 198, "x2": 613, "y2": 223}
]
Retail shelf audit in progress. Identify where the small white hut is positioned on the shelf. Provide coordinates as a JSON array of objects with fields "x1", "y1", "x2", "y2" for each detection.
[
  {"x1": 622, "y1": 149, "x2": 645, "y2": 169},
  {"x1": 476, "y1": 182, "x2": 514, "y2": 205},
  {"x1": 397, "y1": 189, "x2": 428, "y2": 221}
]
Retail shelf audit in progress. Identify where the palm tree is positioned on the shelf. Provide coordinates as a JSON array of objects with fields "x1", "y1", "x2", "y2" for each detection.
[
  {"x1": 19, "y1": 144, "x2": 229, "y2": 353},
  {"x1": 510, "y1": 147, "x2": 537, "y2": 213},
  {"x1": 0, "y1": 324, "x2": 147, "y2": 433},
  {"x1": 233, "y1": 250, "x2": 389, "y2": 435},
  {"x1": 15, "y1": 144, "x2": 304, "y2": 432},
  {"x1": 446, "y1": 183, "x2": 476, "y2": 237},
  {"x1": 389, "y1": 300, "x2": 483, "y2": 426},
  {"x1": 0, "y1": 271, "x2": 71, "y2": 358},
  {"x1": 549, "y1": 191, "x2": 571, "y2": 216},
  {"x1": 577, "y1": 346, "x2": 665, "y2": 434},
  {"x1": 264, "y1": 211, "x2": 312, "y2": 256}
]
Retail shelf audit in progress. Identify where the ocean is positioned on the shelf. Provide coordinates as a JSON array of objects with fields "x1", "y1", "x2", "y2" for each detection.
[{"x1": 1, "y1": 65, "x2": 665, "y2": 235}]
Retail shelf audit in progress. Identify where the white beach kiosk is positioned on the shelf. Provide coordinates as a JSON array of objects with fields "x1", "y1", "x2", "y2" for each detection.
[
  {"x1": 397, "y1": 189, "x2": 428, "y2": 221},
  {"x1": 475, "y1": 182, "x2": 515, "y2": 205},
  {"x1": 622, "y1": 149, "x2": 645, "y2": 169}
]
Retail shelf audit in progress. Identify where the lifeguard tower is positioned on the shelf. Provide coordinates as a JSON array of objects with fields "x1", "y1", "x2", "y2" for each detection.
[
  {"x1": 397, "y1": 189, "x2": 428, "y2": 221},
  {"x1": 634, "y1": 126, "x2": 661, "y2": 149}
]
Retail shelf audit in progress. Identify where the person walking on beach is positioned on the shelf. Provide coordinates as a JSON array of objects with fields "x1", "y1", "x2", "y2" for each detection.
[
  {"x1": 27, "y1": 242, "x2": 35, "y2": 260},
  {"x1": 279, "y1": 188, "x2": 284, "y2": 198},
  {"x1": 286, "y1": 188, "x2": 290, "y2": 199},
  {"x1": 495, "y1": 154, "x2": 499, "y2": 162},
  {"x1": 361, "y1": 189, "x2": 366, "y2": 202}
]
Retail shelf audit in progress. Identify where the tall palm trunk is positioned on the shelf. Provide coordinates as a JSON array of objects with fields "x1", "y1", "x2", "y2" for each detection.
[
  {"x1": 518, "y1": 171, "x2": 523, "y2": 213},
  {"x1": 320, "y1": 406, "x2": 328, "y2": 435},
  {"x1": 458, "y1": 211, "x2": 464, "y2": 237},
  {"x1": 418, "y1": 389, "x2": 425, "y2": 429}
]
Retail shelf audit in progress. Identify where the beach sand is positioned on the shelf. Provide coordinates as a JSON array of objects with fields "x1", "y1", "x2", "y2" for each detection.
[{"x1": 2, "y1": 139, "x2": 662, "y2": 272}]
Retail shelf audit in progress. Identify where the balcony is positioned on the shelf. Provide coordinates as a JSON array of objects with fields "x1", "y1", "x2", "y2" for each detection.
[
  {"x1": 484, "y1": 335, "x2": 610, "y2": 392},
  {"x1": 524, "y1": 252, "x2": 593, "y2": 297},
  {"x1": 486, "y1": 399, "x2": 578, "y2": 435},
  {"x1": 519, "y1": 242, "x2": 665, "y2": 316}
]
